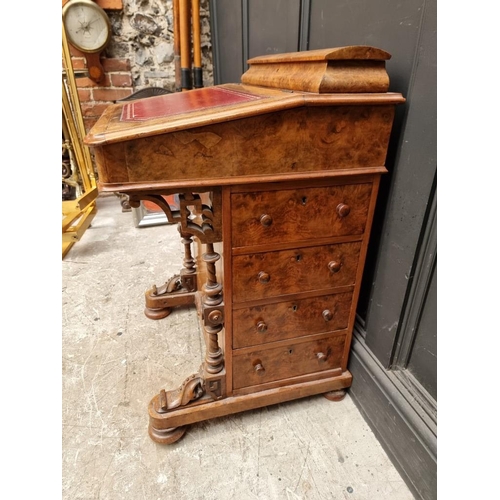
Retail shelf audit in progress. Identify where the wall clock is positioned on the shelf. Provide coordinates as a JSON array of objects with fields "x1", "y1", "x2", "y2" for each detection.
[{"x1": 62, "y1": 0, "x2": 111, "y2": 83}]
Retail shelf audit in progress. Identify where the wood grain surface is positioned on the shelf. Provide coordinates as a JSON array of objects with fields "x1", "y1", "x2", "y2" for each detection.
[
  {"x1": 232, "y1": 292, "x2": 353, "y2": 349},
  {"x1": 230, "y1": 183, "x2": 372, "y2": 248},
  {"x1": 232, "y1": 242, "x2": 361, "y2": 303},
  {"x1": 232, "y1": 333, "x2": 347, "y2": 389},
  {"x1": 92, "y1": 105, "x2": 395, "y2": 186}
]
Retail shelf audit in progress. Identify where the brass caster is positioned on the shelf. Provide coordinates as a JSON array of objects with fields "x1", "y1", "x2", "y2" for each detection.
[
  {"x1": 323, "y1": 389, "x2": 346, "y2": 402},
  {"x1": 148, "y1": 425, "x2": 188, "y2": 445},
  {"x1": 144, "y1": 307, "x2": 172, "y2": 320}
]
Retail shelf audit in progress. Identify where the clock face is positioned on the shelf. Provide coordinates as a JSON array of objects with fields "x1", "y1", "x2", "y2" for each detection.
[{"x1": 63, "y1": 0, "x2": 111, "y2": 53}]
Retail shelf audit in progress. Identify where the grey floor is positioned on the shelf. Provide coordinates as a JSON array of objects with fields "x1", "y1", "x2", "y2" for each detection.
[{"x1": 62, "y1": 193, "x2": 415, "y2": 500}]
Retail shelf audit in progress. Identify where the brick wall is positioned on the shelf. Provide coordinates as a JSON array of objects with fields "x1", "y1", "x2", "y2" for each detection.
[
  {"x1": 69, "y1": 46, "x2": 134, "y2": 132},
  {"x1": 66, "y1": 0, "x2": 213, "y2": 133}
]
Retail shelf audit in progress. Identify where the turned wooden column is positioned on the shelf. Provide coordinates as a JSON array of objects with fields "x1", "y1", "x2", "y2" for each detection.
[
  {"x1": 202, "y1": 243, "x2": 224, "y2": 374},
  {"x1": 179, "y1": 228, "x2": 197, "y2": 291}
]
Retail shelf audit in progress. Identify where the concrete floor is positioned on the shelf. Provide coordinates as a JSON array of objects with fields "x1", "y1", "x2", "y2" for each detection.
[{"x1": 62, "y1": 193, "x2": 415, "y2": 500}]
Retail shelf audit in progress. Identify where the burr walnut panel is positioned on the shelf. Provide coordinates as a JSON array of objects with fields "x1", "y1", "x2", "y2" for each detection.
[
  {"x1": 241, "y1": 61, "x2": 389, "y2": 94},
  {"x1": 232, "y1": 242, "x2": 361, "y2": 303},
  {"x1": 230, "y1": 183, "x2": 372, "y2": 248},
  {"x1": 93, "y1": 105, "x2": 395, "y2": 186},
  {"x1": 232, "y1": 334, "x2": 347, "y2": 390},
  {"x1": 241, "y1": 47, "x2": 391, "y2": 94},
  {"x1": 232, "y1": 292, "x2": 353, "y2": 349}
]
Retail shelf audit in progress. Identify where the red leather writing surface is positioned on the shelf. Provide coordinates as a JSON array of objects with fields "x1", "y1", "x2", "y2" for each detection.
[{"x1": 120, "y1": 87, "x2": 263, "y2": 122}]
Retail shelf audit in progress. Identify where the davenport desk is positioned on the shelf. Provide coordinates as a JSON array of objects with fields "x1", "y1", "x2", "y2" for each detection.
[{"x1": 85, "y1": 46, "x2": 405, "y2": 444}]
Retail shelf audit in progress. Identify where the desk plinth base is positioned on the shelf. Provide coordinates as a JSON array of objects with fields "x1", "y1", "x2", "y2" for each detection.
[
  {"x1": 144, "y1": 270, "x2": 197, "y2": 320},
  {"x1": 148, "y1": 370, "x2": 353, "y2": 444},
  {"x1": 323, "y1": 389, "x2": 347, "y2": 402},
  {"x1": 148, "y1": 425, "x2": 188, "y2": 445}
]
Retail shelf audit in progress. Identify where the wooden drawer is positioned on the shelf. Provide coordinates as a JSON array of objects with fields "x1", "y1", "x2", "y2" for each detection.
[
  {"x1": 233, "y1": 292, "x2": 353, "y2": 348},
  {"x1": 232, "y1": 242, "x2": 361, "y2": 303},
  {"x1": 231, "y1": 183, "x2": 372, "y2": 248},
  {"x1": 232, "y1": 334, "x2": 346, "y2": 390}
]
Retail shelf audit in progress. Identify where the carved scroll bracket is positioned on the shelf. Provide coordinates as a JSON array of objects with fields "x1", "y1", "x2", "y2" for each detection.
[
  {"x1": 127, "y1": 188, "x2": 222, "y2": 244},
  {"x1": 157, "y1": 373, "x2": 205, "y2": 413},
  {"x1": 126, "y1": 188, "x2": 223, "y2": 319},
  {"x1": 153, "y1": 366, "x2": 226, "y2": 416},
  {"x1": 148, "y1": 364, "x2": 227, "y2": 444}
]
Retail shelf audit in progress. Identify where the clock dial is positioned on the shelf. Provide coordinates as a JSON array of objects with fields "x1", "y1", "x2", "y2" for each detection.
[{"x1": 63, "y1": 1, "x2": 111, "y2": 53}]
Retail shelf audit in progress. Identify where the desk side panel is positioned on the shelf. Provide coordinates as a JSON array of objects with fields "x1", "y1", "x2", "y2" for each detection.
[
  {"x1": 93, "y1": 144, "x2": 129, "y2": 185},
  {"x1": 93, "y1": 105, "x2": 395, "y2": 187}
]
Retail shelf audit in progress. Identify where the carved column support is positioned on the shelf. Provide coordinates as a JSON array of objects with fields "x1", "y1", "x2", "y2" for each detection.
[
  {"x1": 201, "y1": 243, "x2": 224, "y2": 377},
  {"x1": 136, "y1": 188, "x2": 227, "y2": 443},
  {"x1": 202, "y1": 243, "x2": 223, "y2": 306},
  {"x1": 179, "y1": 227, "x2": 197, "y2": 292},
  {"x1": 127, "y1": 190, "x2": 212, "y2": 320},
  {"x1": 180, "y1": 228, "x2": 196, "y2": 275}
]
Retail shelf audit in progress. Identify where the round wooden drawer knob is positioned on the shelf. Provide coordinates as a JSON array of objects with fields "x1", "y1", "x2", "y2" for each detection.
[
  {"x1": 322, "y1": 310, "x2": 333, "y2": 321},
  {"x1": 260, "y1": 214, "x2": 273, "y2": 227},
  {"x1": 256, "y1": 321, "x2": 268, "y2": 333},
  {"x1": 316, "y1": 352, "x2": 328, "y2": 362},
  {"x1": 208, "y1": 309, "x2": 223, "y2": 324},
  {"x1": 328, "y1": 261, "x2": 341, "y2": 273},
  {"x1": 258, "y1": 271, "x2": 271, "y2": 284},
  {"x1": 254, "y1": 363, "x2": 265, "y2": 375},
  {"x1": 336, "y1": 203, "x2": 351, "y2": 217}
]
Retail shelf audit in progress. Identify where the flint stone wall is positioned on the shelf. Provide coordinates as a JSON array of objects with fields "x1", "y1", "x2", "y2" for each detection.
[{"x1": 106, "y1": 0, "x2": 214, "y2": 90}]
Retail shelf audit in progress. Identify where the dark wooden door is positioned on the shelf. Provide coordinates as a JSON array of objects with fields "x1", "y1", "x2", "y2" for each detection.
[{"x1": 210, "y1": 2, "x2": 437, "y2": 499}]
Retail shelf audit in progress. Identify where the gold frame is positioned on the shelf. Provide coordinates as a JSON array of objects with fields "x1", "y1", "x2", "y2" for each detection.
[{"x1": 62, "y1": 21, "x2": 98, "y2": 258}]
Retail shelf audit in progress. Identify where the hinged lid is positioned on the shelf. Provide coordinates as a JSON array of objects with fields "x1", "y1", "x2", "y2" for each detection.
[{"x1": 241, "y1": 45, "x2": 391, "y2": 93}]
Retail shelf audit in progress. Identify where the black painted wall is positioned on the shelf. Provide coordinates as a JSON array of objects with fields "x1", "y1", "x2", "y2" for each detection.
[{"x1": 210, "y1": 2, "x2": 437, "y2": 498}]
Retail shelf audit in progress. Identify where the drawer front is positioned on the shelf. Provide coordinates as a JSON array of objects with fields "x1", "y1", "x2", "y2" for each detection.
[
  {"x1": 231, "y1": 183, "x2": 372, "y2": 248},
  {"x1": 232, "y1": 334, "x2": 346, "y2": 390},
  {"x1": 233, "y1": 292, "x2": 353, "y2": 349},
  {"x1": 232, "y1": 242, "x2": 361, "y2": 303}
]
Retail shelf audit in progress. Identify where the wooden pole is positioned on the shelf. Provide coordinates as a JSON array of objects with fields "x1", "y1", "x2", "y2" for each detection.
[
  {"x1": 173, "y1": 0, "x2": 182, "y2": 92},
  {"x1": 179, "y1": 0, "x2": 192, "y2": 91},
  {"x1": 191, "y1": 0, "x2": 203, "y2": 88}
]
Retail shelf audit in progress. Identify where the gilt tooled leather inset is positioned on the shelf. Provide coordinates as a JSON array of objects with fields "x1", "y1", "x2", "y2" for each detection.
[{"x1": 120, "y1": 87, "x2": 264, "y2": 122}]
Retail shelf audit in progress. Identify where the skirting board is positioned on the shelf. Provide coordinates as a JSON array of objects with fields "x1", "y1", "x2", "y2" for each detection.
[{"x1": 348, "y1": 325, "x2": 437, "y2": 500}]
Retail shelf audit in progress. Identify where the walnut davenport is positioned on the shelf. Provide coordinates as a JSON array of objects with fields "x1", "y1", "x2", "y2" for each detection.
[{"x1": 85, "y1": 46, "x2": 405, "y2": 444}]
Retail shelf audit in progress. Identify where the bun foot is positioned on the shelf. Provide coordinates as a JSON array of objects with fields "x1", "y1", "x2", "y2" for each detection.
[
  {"x1": 148, "y1": 425, "x2": 187, "y2": 444},
  {"x1": 144, "y1": 307, "x2": 172, "y2": 320},
  {"x1": 323, "y1": 389, "x2": 346, "y2": 402}
]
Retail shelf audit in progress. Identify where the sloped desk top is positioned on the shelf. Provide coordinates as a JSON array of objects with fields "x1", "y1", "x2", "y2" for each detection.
[
  {"x1": 84, "y1": 45, "x2": 405, "y2": 192},
  {"x1": 85, "y1": 84, "x2": 404, "y2": 192},
  {"x1": 85, "y1": 84, "x2": 404, "y2": 147}
]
